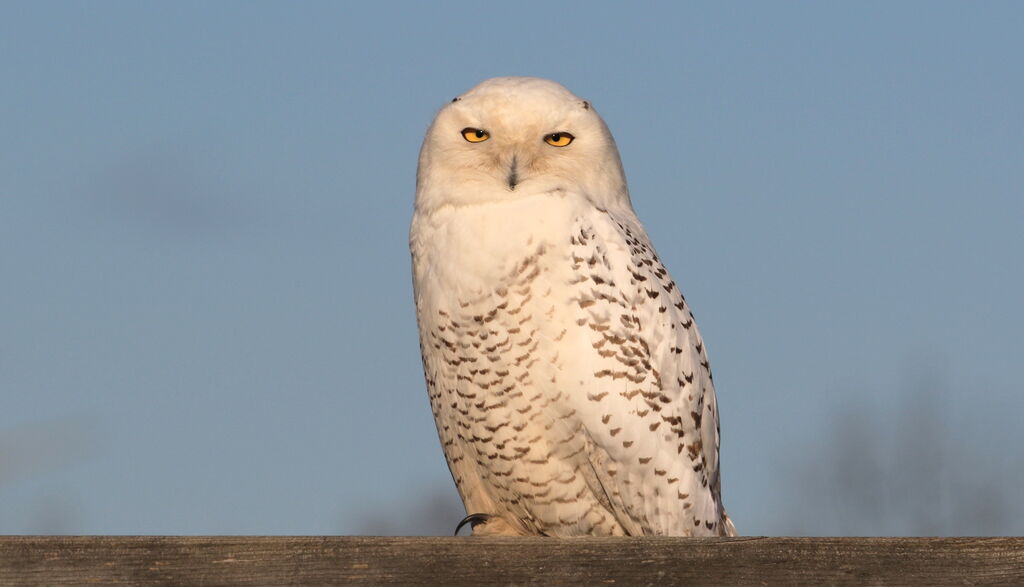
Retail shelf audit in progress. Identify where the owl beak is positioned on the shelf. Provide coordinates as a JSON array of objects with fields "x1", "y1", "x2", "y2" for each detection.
[{"x1": 507, "y1": 155, "x2": 519, "y2": 190}]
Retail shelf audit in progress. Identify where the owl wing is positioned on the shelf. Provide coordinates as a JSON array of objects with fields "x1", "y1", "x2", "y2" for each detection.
[{"x1": 565, "y1": 207, "x2": 732, "y2": 536}]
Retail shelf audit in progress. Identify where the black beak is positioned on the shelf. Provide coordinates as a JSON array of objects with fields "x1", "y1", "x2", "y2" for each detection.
[{"x1": 507, "y1": 156, "x2": 518, "y2": 190}]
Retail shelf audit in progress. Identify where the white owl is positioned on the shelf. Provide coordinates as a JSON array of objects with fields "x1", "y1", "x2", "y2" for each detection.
[{"x1": 410, "y1": 77, "x2": 735, "y2": 537}]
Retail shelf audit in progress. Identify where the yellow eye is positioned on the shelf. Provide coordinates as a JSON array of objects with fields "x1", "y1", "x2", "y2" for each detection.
[
  {"x1": 544, "y1": 132, "x2": 574, "y2": 147},
  {"x1": 461, "y1": 127, "x2": 490, "y2": 143}
]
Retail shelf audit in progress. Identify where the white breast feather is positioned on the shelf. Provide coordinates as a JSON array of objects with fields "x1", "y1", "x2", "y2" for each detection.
[{"x1": 412, "y1": 193, "x2": 734, "y2": 536}]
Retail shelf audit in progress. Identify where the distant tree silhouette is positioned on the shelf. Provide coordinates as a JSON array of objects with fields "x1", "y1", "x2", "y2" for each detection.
[
  {"x1": 353, "y1": 487, "x2": 465, "y2": 536},
  {"x1": 780, "y1": 382, "x2": 1019, "y2": 536}
]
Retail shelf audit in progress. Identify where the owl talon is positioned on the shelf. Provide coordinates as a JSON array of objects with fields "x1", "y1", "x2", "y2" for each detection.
[{"x1": 454, "y1": 513, "x2": 492, "y2": 536}]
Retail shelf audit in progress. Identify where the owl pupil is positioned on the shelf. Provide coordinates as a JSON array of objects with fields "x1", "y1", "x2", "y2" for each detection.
[
  {"x1": 475, "y1": 130, "x2": 484, "y2": 138},
  {"x1": 551, "y1": 134, "x2": 560, "y2": 141}
]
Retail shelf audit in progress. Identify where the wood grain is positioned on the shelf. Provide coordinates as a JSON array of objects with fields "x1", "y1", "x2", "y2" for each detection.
[{"x1": 2, "y1": 536, "x2": 1022, "y2": 585}]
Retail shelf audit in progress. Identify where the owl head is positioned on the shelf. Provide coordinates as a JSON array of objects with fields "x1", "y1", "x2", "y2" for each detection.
[{"x1": 415, "y1": 77, "x2": 631, "y2": 215}]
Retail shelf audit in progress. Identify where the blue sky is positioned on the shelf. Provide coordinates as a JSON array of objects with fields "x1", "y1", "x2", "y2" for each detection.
[{"x1": 2, "y1": 2, "x2": 1022, "y2": 535}]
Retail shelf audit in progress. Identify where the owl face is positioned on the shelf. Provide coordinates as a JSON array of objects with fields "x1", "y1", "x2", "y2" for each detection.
[{"x1": 415, "y1": 77, "x2": 630, "y2": 214}]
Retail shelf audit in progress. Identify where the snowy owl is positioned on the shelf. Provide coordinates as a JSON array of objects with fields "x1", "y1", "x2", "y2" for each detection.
[{"x1": 410, "y1": 77, "x2": 735, "y2": 537}]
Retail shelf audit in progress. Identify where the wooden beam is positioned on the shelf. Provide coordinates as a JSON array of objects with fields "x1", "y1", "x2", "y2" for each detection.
[{"x1": 2, "y1": 536, "x2": 1022, "y2": 585}]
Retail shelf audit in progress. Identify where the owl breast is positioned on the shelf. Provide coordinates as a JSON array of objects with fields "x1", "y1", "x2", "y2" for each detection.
[{"x1": 411, "y1": 191, "x2": 631, "y2": 536}]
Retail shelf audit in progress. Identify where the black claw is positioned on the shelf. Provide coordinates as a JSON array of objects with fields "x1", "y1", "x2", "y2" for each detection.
[{"x1": 454, "y1": 513, "x2": 492, "y2": 536}]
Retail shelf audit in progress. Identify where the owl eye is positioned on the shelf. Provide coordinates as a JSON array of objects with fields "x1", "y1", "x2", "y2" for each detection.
[
  {"x1": 544, "y1": 132, "x2": 575, "y2": 147},
  {"x1": 461, "y1": 128, "x2": 490, "y2": 143}
]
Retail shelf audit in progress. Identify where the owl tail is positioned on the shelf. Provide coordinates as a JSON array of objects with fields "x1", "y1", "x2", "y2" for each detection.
[{"x1": 721, "y1": 513, "x2": 738, "y2": 537}]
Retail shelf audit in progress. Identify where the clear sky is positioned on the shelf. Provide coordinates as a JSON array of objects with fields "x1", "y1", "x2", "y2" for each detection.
[{"x1": 2, "y1": 1, "x2": 1022, "y2": 535}]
